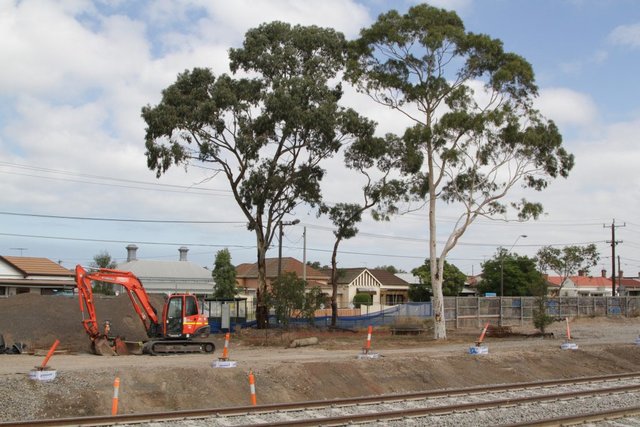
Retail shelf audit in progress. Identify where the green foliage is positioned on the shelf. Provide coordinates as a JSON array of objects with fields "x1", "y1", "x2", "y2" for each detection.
[
  {"x1": 142, "y1": 22, "x2": 375, "y2": 327},
  {"x1": 90, "y1": 251, "x2": 117, "y2": 295},
  {"x1": 528, "y1": 278, "x2": 553, "y2": 333},
  {"x1": 212, "y1": 249, "x2": 237, "y2": 299},
  {"x1": 302, "y1": 287, "x2": 325, "y2": 326},
  {"x1": 410, "y1": 260, "x2": 466, "y2": 299},
  {"x1": 353, "y1": 293, "x2": 372, "y2": 308},
  {"x1": 267, "y1": 272, "x2": 306, "y2": 327},
  {"x1": 480, "y1": 250, "x2": 545, "y2": 296},
  {"x1": 306, "y1": 261, "x2": 327, "y2": 270},
  {"x1": 536, "y1": 244, "x2": 600, "y2": 289},
  {"x1": 408, "y1": 282, "x2": 431, "y2": 302},
  {"x1": 346, "y1": 4, "x2": 574, "y2": 338}
]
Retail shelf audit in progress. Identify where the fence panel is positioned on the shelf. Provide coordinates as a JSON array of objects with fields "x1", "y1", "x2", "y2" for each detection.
[{"x1": 236, "y1": 297, "x2": 640, "y2": 332}]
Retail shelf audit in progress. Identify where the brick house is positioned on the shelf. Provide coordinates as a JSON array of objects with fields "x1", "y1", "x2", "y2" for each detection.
[
  {"x1": 547, "y1": 270, "x2": 613, "y2": 297},
  {"x1": 235, "y1": 257, "x2": 330, "y2": 299}
]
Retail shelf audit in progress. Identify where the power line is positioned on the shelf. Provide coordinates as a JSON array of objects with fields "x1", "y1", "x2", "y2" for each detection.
[
  {"x1": 0, "y1": 162, "x2": 232, "y2": 196},
  {"x1": 0, "y1": 211, "x2": 245, "y2": 224},
  {"x1": 0, "y1": 210, "x2": 609, "y2": 249},
  {"x1": 0, "y1": 232, "x2": 255, "y2": 249}
]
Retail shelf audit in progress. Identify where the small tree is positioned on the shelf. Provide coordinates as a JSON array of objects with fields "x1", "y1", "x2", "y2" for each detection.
[
  {"x1": 480, "y1": 251, "x2": 544, "y2": 296},
  {"x1": 90, "y1": 251, "x2": 117, "y2": 295},
  {"x1": 536, "y1": 244, "x2": 599, "y2": 294},
  {"x1": 267, "y1": 272, "x2": 305, "y2": 327},
  {"x1": 408, "y1": 282, "x2": 432, "y2": 302},
  {"x1": 528, "y1": 277, "x2": 553, "y2": 334},
  {"x1": 212, "y1": 249, "x2": 237, "y2": 299},
  {"x1": 411, "y1": 259, "x2": 466, "y2": 298},
  {"x1": 323, "y1": 128, "x2": 405, "y2": 327},
  {"x1": 302, "y1": 287, "x2": 325, "y2": 326},
  {"x1": 353, "y1": 293, "x2": 372, "y2": 308}
]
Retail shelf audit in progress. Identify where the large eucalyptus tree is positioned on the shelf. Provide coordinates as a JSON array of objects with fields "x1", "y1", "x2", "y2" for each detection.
[
  {"x1": 347, "y1": 5, "x2": 574, "y2": 339},
  {"x1": 142, "y1": 22, "x2": 374, "y2": 327}
]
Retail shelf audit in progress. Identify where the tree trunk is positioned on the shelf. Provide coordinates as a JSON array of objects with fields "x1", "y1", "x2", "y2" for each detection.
[
  {"x1": 428, "y1": 145, "x2": 447, "y2": 339},
  {"x1": 255, "y1": 235, "x2": 269, "y2": 329},
  {"x1": 330, "y1": 238, "x2": 341, "y2": 327}
]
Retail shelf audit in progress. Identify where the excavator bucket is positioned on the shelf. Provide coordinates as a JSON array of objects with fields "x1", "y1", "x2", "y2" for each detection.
[
  {"x1": 113, "y1": 338, "x2": 144, "y2": 355},
  {"x1": 92, "y1": 337, "x2": 116, "y2": 356},
  {"x1": 113, "y1": 337, "x2": 130, "y2": 355}
]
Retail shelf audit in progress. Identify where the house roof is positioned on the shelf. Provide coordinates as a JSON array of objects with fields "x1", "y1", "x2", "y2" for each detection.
[
  {"x1": 619, "y1": 278, "x2": 640, "y2": 289},
  {"x1": 547, "y1": 275, "x2": 612, "y2": 288},
  {"x1": 0, "y1": 256, "x2": 73, "y2": 277},
  {"x1": 322, "y1": 268, "x2": 409, "y2": 286},
  {"x1": 395, "y1": 272, "x2": 420, "y2": 285},
  {"x1": 235, "y1": 257, "x2": 328, "y2": 279},
  {"x1": 117, "y1": 259, "x2": 213, "y2": 279},
  {"x1": 369, "y1": 269, "x2": 409, "y2": 286}
]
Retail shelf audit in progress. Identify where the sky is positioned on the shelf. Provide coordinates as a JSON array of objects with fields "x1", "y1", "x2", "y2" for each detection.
[{"x1": 1, "y1": 0, "x2": 640, "y2": 277}]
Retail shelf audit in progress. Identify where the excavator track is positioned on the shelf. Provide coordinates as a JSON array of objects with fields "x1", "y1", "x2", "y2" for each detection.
[{"x1": 142, "y1": 339, "x2": 215, "y2": 356}]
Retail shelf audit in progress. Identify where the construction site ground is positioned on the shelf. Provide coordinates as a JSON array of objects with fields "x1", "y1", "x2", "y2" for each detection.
[{"x1": 2, "y1": 293, "x2": 640, "y2": 422}]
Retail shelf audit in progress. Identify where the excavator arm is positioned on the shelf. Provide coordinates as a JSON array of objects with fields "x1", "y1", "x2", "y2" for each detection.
[{"x1": 75, "y1": 265, "x2": 161, "y2": 354}]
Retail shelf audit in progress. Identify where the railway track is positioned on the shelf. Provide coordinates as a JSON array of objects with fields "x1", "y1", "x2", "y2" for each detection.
[{"x1": 4, "y1": 372, "x2": 640, "y2": 426}]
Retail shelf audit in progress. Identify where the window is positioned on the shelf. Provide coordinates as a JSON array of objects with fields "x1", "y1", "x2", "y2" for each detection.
[
  {"x1": 385, "y1": 294, "x2": 404, "y2": 305},
  {"x1": 185, "y1": 297, "x2": 198, "y2": 316},
  {"x1": 167, "y1": 297, "x2": 183, "y2": 318}
]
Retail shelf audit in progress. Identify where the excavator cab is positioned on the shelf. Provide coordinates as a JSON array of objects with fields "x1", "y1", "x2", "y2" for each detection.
[{"x1": 162, "y1": 294, "x2": 209, "y2": 338}]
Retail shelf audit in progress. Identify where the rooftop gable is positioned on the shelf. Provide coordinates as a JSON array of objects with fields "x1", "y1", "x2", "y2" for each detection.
[
  {"x1": 0, "y1": 256, "x2": 73, "y2": 277},
  {"x1": 235, "y1": 257, "x2": 328, "y2": 280}
]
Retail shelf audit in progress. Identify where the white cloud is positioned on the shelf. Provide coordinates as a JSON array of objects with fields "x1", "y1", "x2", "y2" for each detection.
[
  {"x1": 200, "y1": 0, "x2": 371, "y2": 40},
  {"x1": 608, "y1": 22, "x2": 640, "y2": 48},
  {"x1": 535, "y1": 88, "x2": 598, "y2": 127},
  {"x1": 0, "y1": 1, "x2": 150, "y2": 97}
]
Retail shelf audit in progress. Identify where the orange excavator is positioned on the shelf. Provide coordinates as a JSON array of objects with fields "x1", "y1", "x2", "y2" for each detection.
[{"x1": 75, "y1": 265, "x2": 215, "y2": 356}]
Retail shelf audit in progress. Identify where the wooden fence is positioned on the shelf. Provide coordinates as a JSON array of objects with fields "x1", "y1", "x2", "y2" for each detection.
[{"x1": 445, "y1": 296, "x2": 640, "y2": 328}]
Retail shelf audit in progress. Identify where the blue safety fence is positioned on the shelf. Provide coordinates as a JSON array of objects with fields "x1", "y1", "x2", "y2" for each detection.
[{"x1": 221, "y1": 302, "x2": 433, "y2": 331}]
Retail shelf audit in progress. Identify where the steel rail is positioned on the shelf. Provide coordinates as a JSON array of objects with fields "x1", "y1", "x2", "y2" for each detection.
[
  {"x1": 3, "y1": 371, "x2": 640, "y2": 427},
  {"x1": 235, "y1": 383, "x2": 640, "y2": 426},
  {"x1": 503, "y1": 405, "x2": 640, "y2": 426}
]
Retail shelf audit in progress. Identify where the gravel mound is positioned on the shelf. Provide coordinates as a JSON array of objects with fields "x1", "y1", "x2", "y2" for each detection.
[{"x1": 0, "y1": 293, "x2": 166, "y2": 353}]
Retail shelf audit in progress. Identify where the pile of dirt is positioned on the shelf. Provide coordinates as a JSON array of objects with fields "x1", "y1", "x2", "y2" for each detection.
[{"x1": 0, "y1": 293, "x2": 166, "y2": 353}]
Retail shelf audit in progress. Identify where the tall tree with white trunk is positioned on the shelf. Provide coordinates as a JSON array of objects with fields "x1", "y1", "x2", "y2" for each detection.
[{"x1": 346, "y1": 4, "x2": 574, "y2": 339}]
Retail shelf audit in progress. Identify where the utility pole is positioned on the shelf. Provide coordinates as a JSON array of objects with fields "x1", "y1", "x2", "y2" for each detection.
[
  {"x1": 604, "y1": 219, "x2": 625, "y2": 296},
  {"x1": 278, "y1": 219, "x2": 300, "y2": 280},
  {"x1": 303, "y1": 226, "x2": 307, "y2": 282}
]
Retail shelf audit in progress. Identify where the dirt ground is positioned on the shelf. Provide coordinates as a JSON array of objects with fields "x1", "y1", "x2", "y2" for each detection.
[{"x1": 2, "y1": 294, "x2": 640, "y2": 422}]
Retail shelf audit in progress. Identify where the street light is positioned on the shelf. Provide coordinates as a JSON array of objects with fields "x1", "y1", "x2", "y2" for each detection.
[
  {"x1": 499, "y1": 234, "x2": 527, "y2": 326},
  {"x1": 278, "y1": 219, "x2": 300, "y2": 279}
]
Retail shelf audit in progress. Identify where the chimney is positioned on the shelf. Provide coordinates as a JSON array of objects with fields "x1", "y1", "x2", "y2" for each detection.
[
  {"x1": 179, "y1": 246, "x2": 188, "y2": 261},
  {"x1": 126, "y1": 244, "x2": 138, "y2": 262},
  {"x1": 578, "y1": 270, "x2": 584, "y2": 276},
  {"x1": 601, "y1": 269, "x2": 607, "y2": 278}
]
